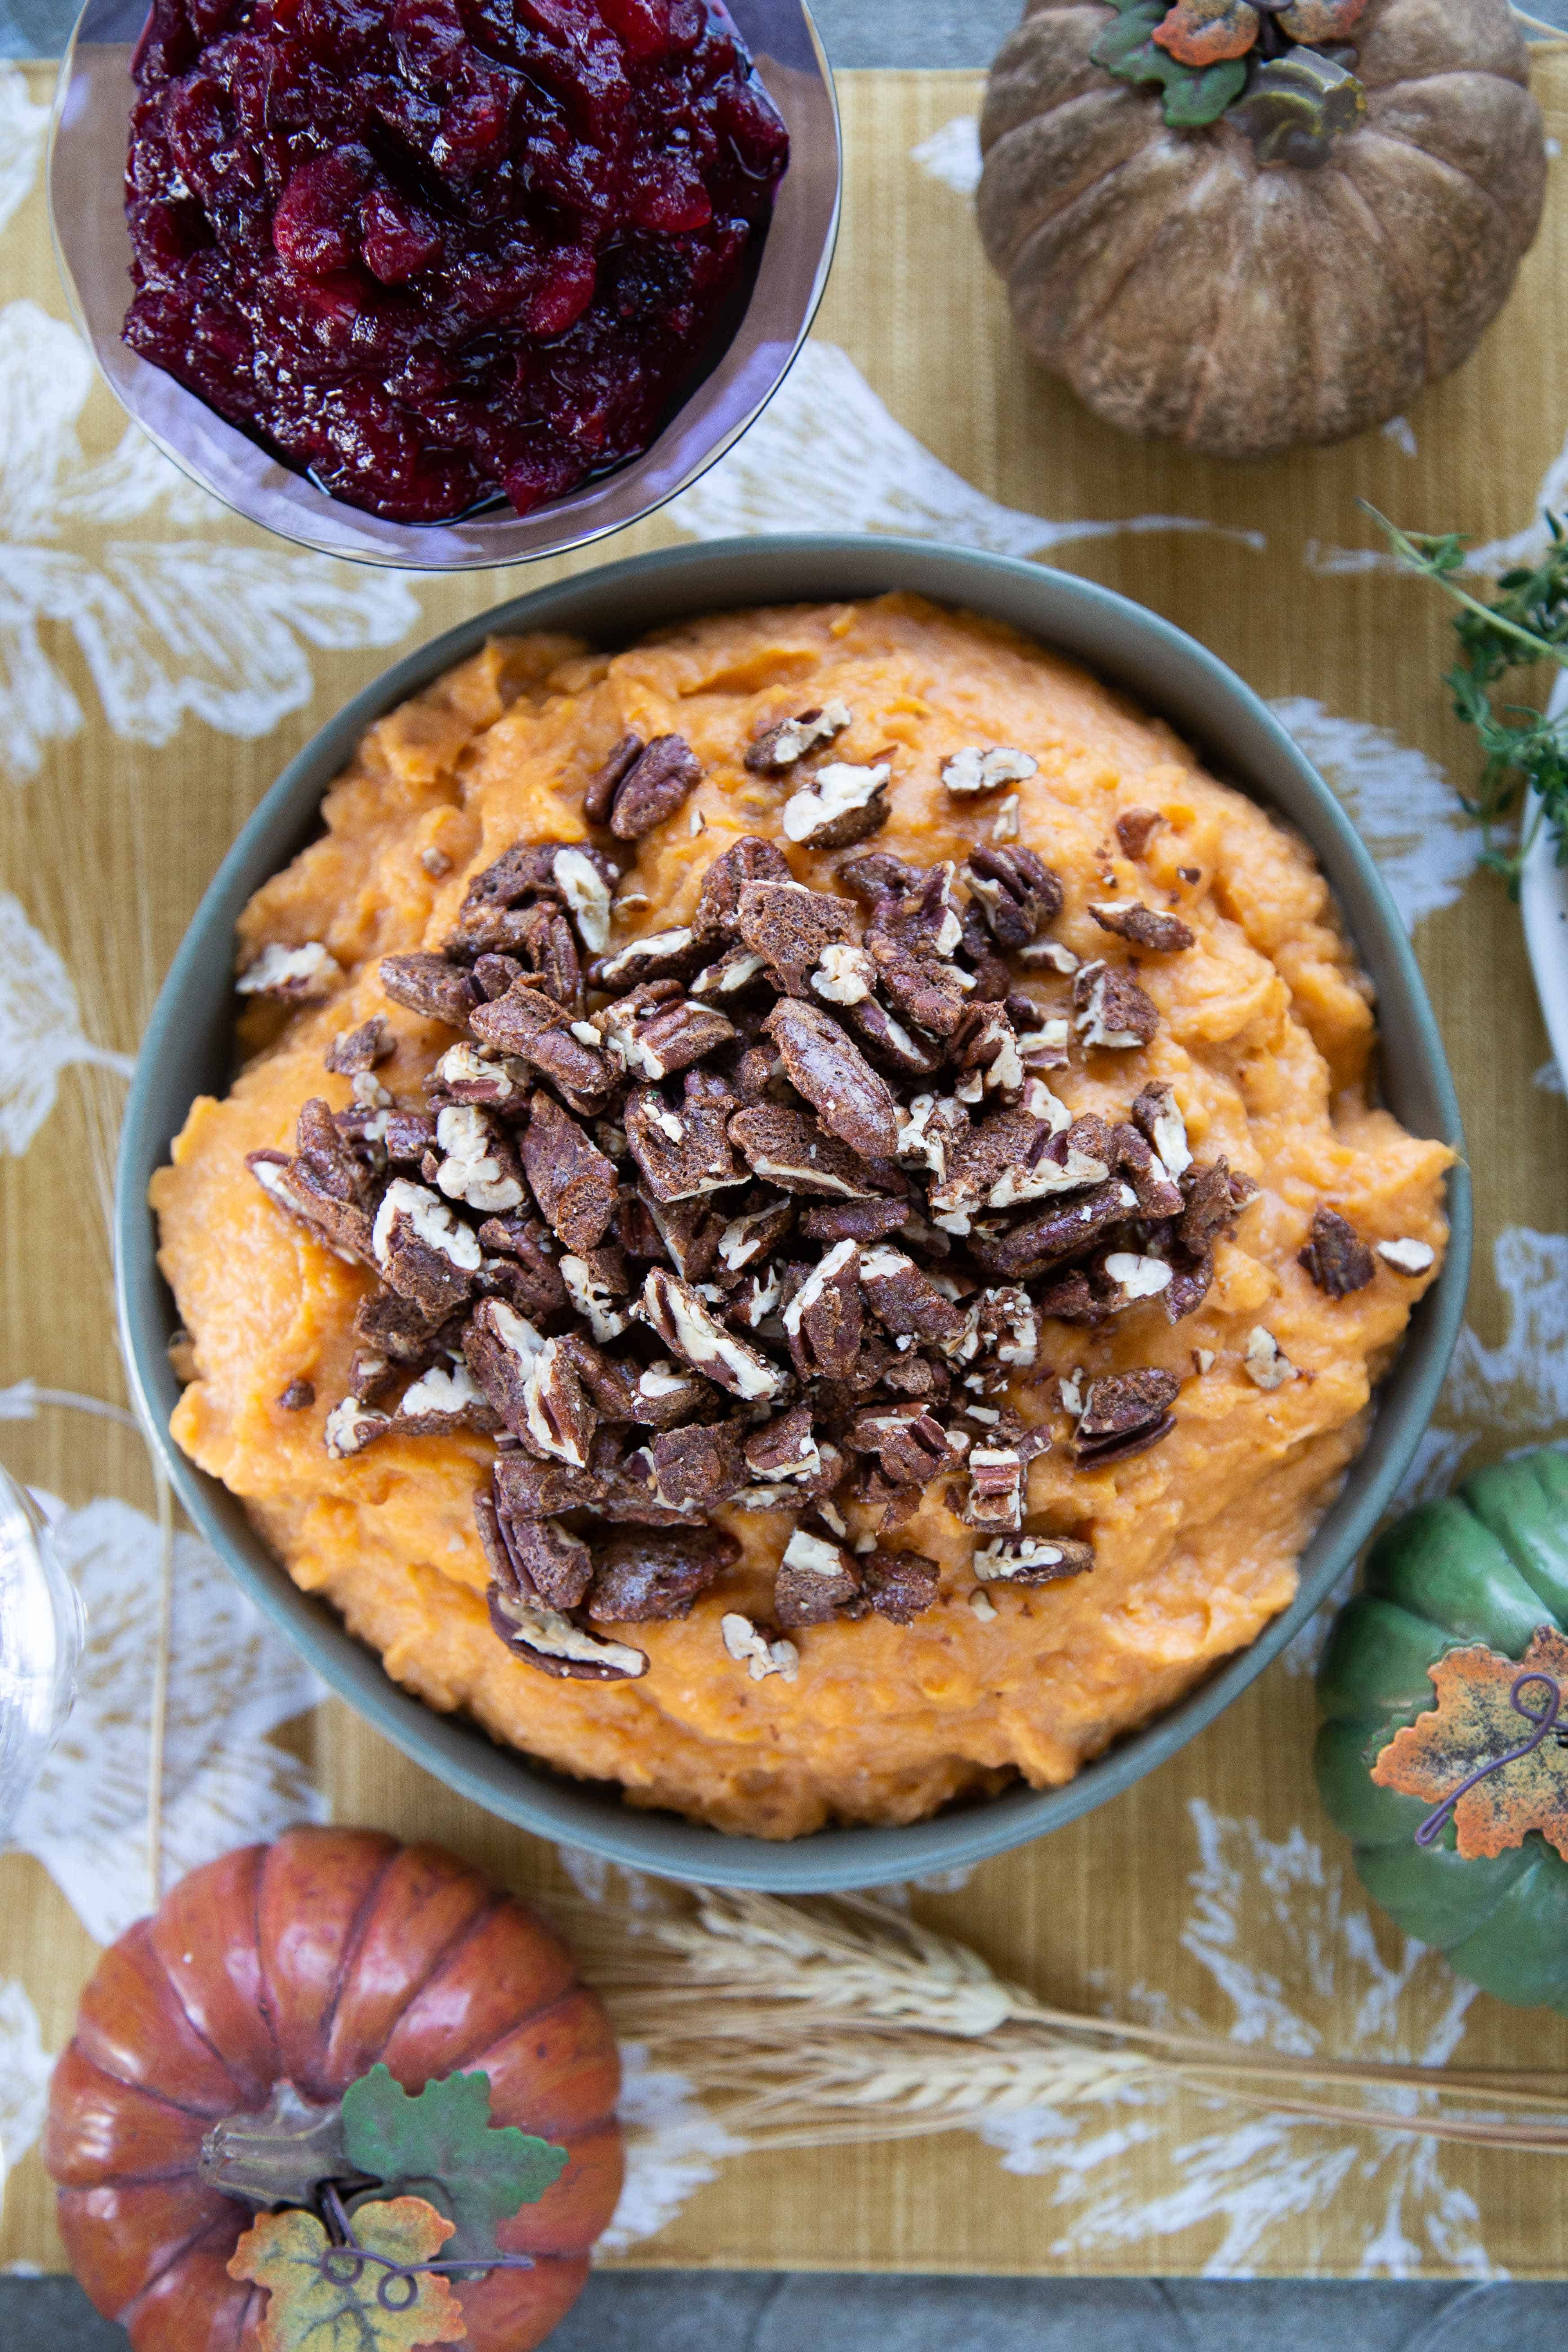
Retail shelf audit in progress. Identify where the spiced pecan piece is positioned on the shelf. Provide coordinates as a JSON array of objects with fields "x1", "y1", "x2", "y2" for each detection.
[
  {"x1": 965, "y1": 845, "x2": 1064, "y2": 949},
  {"x1": 735, "y1": 878, "x2": 861, "y2": 997},
  {"x1": 1244, "y1": 1326, "x2": 1298, "y2": 1390},
  {"x1": 641, "y1": 1268, "x2": 789, "y2": 1401},
  {"x1": 743, "y1": 1401, "x2": 823, "y2": 1488},
  {"x1": 587, "y1": 1527, "x2": 739, "y2": 1623},
  {"x1": 560, "y1": 1249, "x2": 632, "y2": 1343},
  {"x1": 1073, "y1": 1369, "x2": 1179, "y2": 1466},
  {"x1": 236, "y1": 940, "x2": 343, "y2": 1001},
  {"x1": 844, "y1": 996, "x2": 948, "y2": 1079},
  {"x1": 625, "y1": 1075, "x2": 745, "y2": 1203},
  {"x1": 636, "y1": 1420, "x2": 746, "y2": 1513},
  {"x1": 953, "y1": 1003, "x2": 1025, "y2": 1105},
  {"x1": 808, "y1": 940, "x2": 878, "y2": 1007},
  {"x1": 941, "y1": 745, "x2": 1038, "y2": 797},
  {"x1": 866, "y1": 869, "x2": 972, "y2": 1038},
  {"x1": 962, "y1": 1447, "x2": 1026, "y2": 1532},
  {"x1": 476, "y1": 1215, "x2": 572, "y2": 1319},
  {"x1": 597, "y1": 990, "x2": 736, "y2": 1082},
  {"x1": 797, "y1": 1198, "x2": 909, "y2": 1245},
  {"x1": 728, "y1": 1101, "x2": 878, "y2": 1199},
  {"x1": 432, "y1": 1104, "x2": 526, "y2": 1215},
  {"x1": 519, "y1": 1090, "x2": 618, "y2": 1255},
  {"x1": 487, "y1": 1581, "x2": 649, "y2": 1681},
  {"x1": 1161, "y1": 1248, "x2": 1215, "y2": 1325},
  {"x1": 966, "y1": 1175, "x2": 1141, "y2": 1283},
  {"x1": 490, "y1": 1513, "x2": 595, "y2": 1610},
  {"x1": 430, "y1": 1043, "x2": 521, "y2": 1112},
  {"x1": 1089, "y1": 900, "x2": 1195, "y2": 953},
  {"x1": 973, "y1": 1535, "x2": 1095, "y2": 1586},
  {"x1": 594, "y1": 926, "x2": 704, "y2": 989},
  {"x1": 469, "y1": 983, "x2": 613, "y2": 1115},
  {"x1": 857, "y1": 1244, "x2": 965, "y2": 1346},
  {"x1": 502, "y1": 900, "x2": 585, "y2": 1014},
  {"x1": 780, "y1": 1237, "x2": 863, "y2": 1381},
  {"x1": 781, "y1": 761, "x2": 890, "y2": 850},
  {"x1": 930, "y1": 1107, "x2": 1111, "y2": 1227},
  {"x1": 762, "y1": 998, "x2": 900, "y2": 1159},
  {"x1": 839, "y1": 850, "x2": 926, "y2": 902},
  {"x1": 720, "y1": 1613, "x2": 800, "y2": 1682},
  {"x1": 745, "y1": 699, "x2": 852, "y2": 773},
  {"x1": 775, "y1": 1522, "x2": 863, "y2": 1628},
  {"x1": 1299, "y1": 1206, "x2": 1376, "y2": 1298},
  {"x1": 517, "y1": 1333, "x2": 599, "y2": 1466},
  {"x1": 1130, "y1": 1080, "x2": 1192, "y2": 1177},
  {"x1": 492, "y1": 1449, "x2": 606, "y2": 1521},
  {"x1": 463, "y1": 1296, "x2": 548, "y2": 1434},
  {"x1": 277, "y1": 1376, "x2": 315, "y2": 1410},
  {"x1": 325, "y1": 1016, "x2": 393, "y2": 1076},
  {"x1": 322, "y1": 1396, "x2": 391, "y2": 1457},
  {"x1": 692, "y1": 836, "x2": 794, "y2": 942},
  {"x1": 248, "y1": 1119, "x2": 377, "y2": 1265},
  {"x1": 370, "y1": 1177, "x2": 480, "y2": 1318},
  {"x1": 1073, "y1": 959, "x2": 1160, "y2": 1050},
  {"x1": 614, "y1": 1356, "x2": 720, "y2": 1430},
  {"x1": 1179, "y1": 1158, "x2": 1258, "y2": 1254},
  {"x1": 714, "y1": 1192, "x2": 793, "y2": 1278},
  {"x1": 845, "y1": 1403, "x2": 952, "y2": 1487},
  {"x1": 393, "y1": 1359, "x2": 500, "y2": 1437},
  {"x1": 353, "y1": 1287, "x2": 454, "y2": 1372},
  {"x1": 584, "y1": 731, "x2": 646, "y2": 825},
  {"x1": 1115, "y1": 807, "x2": 1163, "y2": 858},
  {"x1": 1377, "y1": 1237, "x2": 1437, "y2": 1275},
  {"x1": 691, "y1": 945, "x2": 771, "y2": 998},
  {"x1": 609, "y1": 735, "x2": 703, "y2": 839},
  {"x1": 1109, "y1": 1121, "x2": 1184, "y2": 1219},
  {"x1": 379, "y1": 953, "x2": 479, "y2": 1029},
  {"x1": 860, "y1": 1546, "x2": 940, "y2": 1623}
]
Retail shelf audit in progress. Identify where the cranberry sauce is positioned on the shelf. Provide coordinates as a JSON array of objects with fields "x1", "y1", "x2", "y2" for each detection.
[{"x1": 123, "y1": 0, "x2": 789, "y2": 522}]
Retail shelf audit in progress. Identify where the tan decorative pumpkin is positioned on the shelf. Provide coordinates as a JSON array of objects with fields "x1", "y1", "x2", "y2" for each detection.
[
  {"x1": 45, "y1": 1829, "x2": 622, "y2": 2352},
  {"x1": 977, "y1": 0, "x2": 1546, "y2": 459}
]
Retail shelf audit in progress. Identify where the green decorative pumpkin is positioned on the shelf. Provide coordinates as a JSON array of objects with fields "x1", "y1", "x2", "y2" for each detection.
[{"x1": 1316, "y1": 1447, "x2": 1568, "y2": 2010}]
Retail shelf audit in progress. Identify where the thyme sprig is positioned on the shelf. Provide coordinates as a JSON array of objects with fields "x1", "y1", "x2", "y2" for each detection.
[{"x1": 1364, "y1": 499, "x2": 1568, "y2": 894}]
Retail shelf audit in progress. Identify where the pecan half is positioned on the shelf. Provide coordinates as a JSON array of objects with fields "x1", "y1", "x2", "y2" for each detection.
[
  {"x1": 380, "y1": 953, "x2": 478, "y2": 1028},
  {"x1": 775, "y1": 1523, "x2": 863, "y2": 1628},
  {"x1": 1073, "y1": 960, "x2": 1160, "y2": 1051},
  {"x1": 609, "y1": 735, "x2": 703, "y2": 839},
  {"x1": 728, "y1": 1102, "x2": 878, "y2": 1199},
  {"x1": 1074, "y1": 1369, "x2": 1179, "y2": 1466},
  {"x1": 640, "y1": 1268, "x2": 789, "y2": 1401},
  {"x1": 587, "y1": 1526, "x2": 739, "y2": 1622},
  {"x1": 371, "y1": 1177, "x2": 481, "y2": 1318},
  {"x1": 521, "y1": 1090, "x2": 618, "y2": 1253},
  {"x1": 584, "y1": 731, "x2": 646, "y2": 825},
  {"x1": 625, "y1": 1074, "x2": 745, "y2": 1203},
  {"x1": 692, "y1": 835, "x2": 794, "y2": 942},
  {"x1": 860, "y1": 1546, "x2": 940, "y2": 1623},
  {"x1": 645, "y1": 1421, "x2": 746, "y2": 1511},
  {"x1": 973, "y1": 1535, "x2": 1094, "y2": 1585},
  {"x1": 798, "y1": 1198, "x2": 909, "y2": 1245},
  {"x1": 965, "y1": 845, "x2": 1063, "y2": 948},
  {"x1": 763, "y1": 998, "x2": 900, "y2": 1159},
  {"x1": 780, "y1": 1236, "x2": 864, "y2": 1380},
  {"x1": 1299, "y1": 1206, "x2": 1375, "y2": 1299},
  {"x1": 745, "y1": 699, "x2": 852, "y2": 772},
  {"x1": 597, "y1": 990, "x2": 735, "y2": 1082},
  {"x1": 1089, "y1": 901, "x2": 1195, "y2": 953},
  {"x1": 470, "y1": 982, "x2": 612, "y2": 1115}
]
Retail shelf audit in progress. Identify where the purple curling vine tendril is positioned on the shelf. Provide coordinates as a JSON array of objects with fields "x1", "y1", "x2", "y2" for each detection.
[
  {"x1": 316, "y1": 2181, "x2": 535, "y2": 2308},
  {"x1": 1414, "y1": 1670, "x2": 1565, "y2": 1848}
]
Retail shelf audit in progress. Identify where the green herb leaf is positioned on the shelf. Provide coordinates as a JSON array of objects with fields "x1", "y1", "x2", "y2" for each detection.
[
  {"x1": 341, "y1": 2066, "x2": 568, "y2": 2267},
  {"x1": 1363, "y1": 499, "x2": 1568, "y2": 893}
]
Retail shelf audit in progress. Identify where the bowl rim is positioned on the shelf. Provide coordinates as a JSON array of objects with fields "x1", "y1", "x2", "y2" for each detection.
[
  {"x1": 115, "y1": 532, "x2": 1472, "y2": 1890},
  {"x1": 48, "y1": 0, "x2": 842, "y2": 571}
]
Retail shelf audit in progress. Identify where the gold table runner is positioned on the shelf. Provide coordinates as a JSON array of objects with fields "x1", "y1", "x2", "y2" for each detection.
[{"x1": 4, "y1": 58, "x2": 1568, "y2": 2279}]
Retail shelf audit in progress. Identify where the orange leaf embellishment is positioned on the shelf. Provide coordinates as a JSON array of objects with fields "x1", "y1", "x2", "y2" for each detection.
[
  {"x1": 1151, "y1": 0, "x2": 1260, "y2": 67},
  {"x1": 1275, "y1": 0, "x2": 1370, "y2": 40},
  {"x1": 1372, "y1": 1627, "x2": 1568, "y2": 1862},
  {"x1": 229, "y1": 2196, "x2": 468, "y2": 2352}
]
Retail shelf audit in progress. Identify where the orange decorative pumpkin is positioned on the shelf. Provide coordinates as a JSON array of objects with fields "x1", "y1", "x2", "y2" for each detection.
[{"x1": 45, "y1": 1828, "x2": 623, "y2": 2351}]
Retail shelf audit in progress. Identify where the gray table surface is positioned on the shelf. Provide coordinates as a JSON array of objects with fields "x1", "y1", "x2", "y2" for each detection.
[{"x1": 4, "y1": 0, "x2": 1568, "y2": 2342}]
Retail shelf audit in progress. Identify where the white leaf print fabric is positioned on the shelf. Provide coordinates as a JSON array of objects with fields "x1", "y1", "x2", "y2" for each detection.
[
  {"x1": 6, "y1": 1495, "x2": 326, "y2": 1948},
  {"x1": 0, "y1": 65, "x2": 46, "y2": 245},
  {"x1": 975, "y1": 1803, "x2": 1493, "y2": 2279},
  {"x1": 910, "y1": 115, "x2": 983, "y2": 197},
  {"x1": 0, "y1": 892, "x2": 135, "y2": 1156},
  {"x1": 666, "y1": 343, "x2": 1265, "y2": 558},
  {"x1": 0, "y1": 1977, "x2": 53, "y2": 2183},
  {"x1": 595, "y1": 2041, "x2": 745, "y2": 2255},
  {"x1": 1267, "y1": 699, "x2": 1476, "y2": 931},
  {"x1": 0, "y1": 299, "x2": 421, "y2": 782}
]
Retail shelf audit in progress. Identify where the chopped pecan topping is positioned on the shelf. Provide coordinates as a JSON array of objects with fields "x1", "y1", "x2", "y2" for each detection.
[
  {"x1": 775, "y1": 1523, "x2": 862, "y2": 1627},
  {"x1": 845, "y1": 996, "x2": 947, "y2": 1077},
  {"x1": 431, "y1": 1042, "x2": 520, "y2": 1110},
  {"x1": 973, "y1": 1535, "x2": 1094, "y2": 1585},
  {"x1": 325, "y1": 1016, "x2": 393, "y2": 1075},
  {"x1": 463, "y1": 1296, "x2": 548, "y2": 1433},
  {"x1": 941, "y1": 745, "x2": 1038, "y2": 797},
  {"x1": 763, "y1": 998, "x2": 899, "y2": 1159},
  {"x1": 782, "y1": 761, "x2": 890, "y2": 850},
  {"x1": 608, "y1": 735, "x2": 703, "y2": 839},
  {"x1": 494, "y1": 1514, "x2": 595, "y2": 1610},
  {"x1": 248, "y1": 1107, "x2": 378, "y2": 1266},
  {"x1": 1074, "y1": 1369, "x2": 1179, "y2": 1466},
  {"x1": 488, "y1": 1583, "x2": 648, "y2": 1681},
  {"x1": 394, "y1": 1359, "x2": 499, "y2": 1436},
  {"x1": 717, "y1": 1193, "x2": 795, "y2": 1271},
  {"x1": 323, "y1": 1396, "x2": 390, "y2": 1457},
  {"x1": 380, "y1": 952, "x2": 479, "y2": 1028},
  {"x1": 595, "y1": 926, "x2": 703, "y2": 988},
  {"x1": 1073, "y1": 960, "x2": 1160, "y2": 1050},
  {"x1": 1179, "y1": 1158, "x2": 1256, "y2": 1254},
  {"x1": 780, "y1": 1237, "x2": 864, "y2": 1380},
  {"x1": 434, "y1": 1104, "x2": 525, "y2": 1215},
  {"x1": 625, "y1": 1073, "x2": 744, "y2": 1203},
  {"x1": 1244, "y1": 1327, "x2": 1297, "y2": 1391},
  {"x1": 277, "y1": 1376, "x2": 315, "y2": 1410},
  {"x1": 857, "y1": 1244, "x2": 964, "y2": 1346},
  {"x1": 492, "y1": 1450, "x2": 605, "y2": 1520},
  {"x1": 744, "y1": 1402, "x2": 822, "y2": 1487},
  {"x1": 965, "y1": 845, "x2": 1063, "y2": 948},
  {"x1": 1299, "y1": 1206, "x2": 1376, "y2": 1298},
  {"x1": 798, "y1": 1197, "x2": 909, "y2": 1244},
  {"x1": 584, "y1": 731, "x2": 646, "y2": 825},
  {"x1": 963, "y1": 1446, "x2": 1024, "y2": 1532},
  {"x1": 810, "y1": 941, "x2": 878, "y2": 1005},
  {"x1": 1130, "y1": 1080, "x2": 1191, "y2": 1178},
  {"x1": 1115, "y1": 807, "x2": 1163, "y2": 858},
  {"x1": 640, "y1": 1267, "x2": 788, "y2": 1401},
  {"x1": 736, "y1": 878, "x2": 861, "y2": 996},
  {"x1": 745, "y1": 699, "x2": 852, "y2": 772},
  {"x1": 597, "y1": 989, "x2": 735, "y2": 1082},
  {"x1": 637, "y1": 1421, "x2": 744, "y2": 1512},
  {"x1": 560, "y1": 1249, "x2": 631, "y2": 1342},
  {"x1": 237, "y1": 940, "x2": 343, "y2": 1000},
  {"x1": 371, "y1": 1177, "x2": 481, "y2": 1317},
  {"x1": 1109, "y1": 1121, "x2": 1184, "y2": 1219},
  {"x1": 521, "y1": 1091, "x2": 618, "y2": 1253},
  {"x1": 839, "y1": 848, "x2": 926, "y2": 901},
  {"x1": 518, "y1": 1333, "x2": 598, "y2": 1466},
  {"x1": 1089, "y1": 900, "x2": 1195, "y2": 953},
  {"x1": 470, "y1": 982, "x2": 612, "y2": 1114},
  {"x1": 845, "y1": 1403, "x2": 952, "y2": 1487},
  {"x1": 692, "y1": 835, "x2": 793, "y2": 941},
  {"x1": 860, "y1": 1546, "x2": 940, "y2": 1623},
  {"x1": 728, "y1": 1101, "x2": 878, "y2": 1199},
  {"x1": 867, "y1": 868, "x2": 972, "y2": 1038},
  {"x1": 588, "y1": 1527, "x2": 739, "y2": 1622},
  {"x1": 353, "y1": 1287, "x2": 452, "y2": 1371},
  {"x1": 552, "y1": 846, "x2": 615, "y2": 953},
  {"x1": 1377, "y1": 1236, "x2": 1436, "y2": 1275},
  {"x1": 691, "y1": 946, "x2": 770, "y2": 997},
  {"x1": 720, "y1": 1612, "x2": 800, "y2": 1682}
]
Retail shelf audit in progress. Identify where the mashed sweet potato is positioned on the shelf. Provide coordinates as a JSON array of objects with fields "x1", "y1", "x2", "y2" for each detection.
[{"x1": 152, "y1": 595, "x2": 1450, "y2": 1839}]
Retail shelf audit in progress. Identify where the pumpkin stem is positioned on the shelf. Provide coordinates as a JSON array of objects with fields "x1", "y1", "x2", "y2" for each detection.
[
  {"x1": 1229, "y1": 45, "x2": 1367, "y2": 167},
  {"x1": 200, "y1": 2079, "x2": 377, "y2": 2210}
]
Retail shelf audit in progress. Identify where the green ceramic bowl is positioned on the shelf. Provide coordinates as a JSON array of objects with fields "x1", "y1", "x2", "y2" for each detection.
[{"x1": 115, "y1": 535, "x2": 1470, "y2": 1891}]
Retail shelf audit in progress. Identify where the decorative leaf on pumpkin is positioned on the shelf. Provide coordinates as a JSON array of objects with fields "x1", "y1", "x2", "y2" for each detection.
[
  {"x1": 1091, "y1": 1, "x2": 1249, "y2": 126},
  {"x1": 1276, "y1": 0, "x2": 1368, "y2": 40},
  {"x1": 1371, "y1": 1626, "x2": 1568, "y2": 1861},
  {"x1": 1152, "y1": 0, "x2": 1259, "y2": 69},
  {"x1": 228, "y1": 2196, "x2": 468, "y2": 2352},
  {"x1": 341, "y1": 2065, "x2": 568, "y2": 2267}
]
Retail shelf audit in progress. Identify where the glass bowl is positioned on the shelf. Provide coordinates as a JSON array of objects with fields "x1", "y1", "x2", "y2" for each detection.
[
  {"x1": 47, "y1": 0, "x2": 840, "y2": 571},
  {"x1": 0, "y1": 1468, "x2": 85, "y2": 1851}
]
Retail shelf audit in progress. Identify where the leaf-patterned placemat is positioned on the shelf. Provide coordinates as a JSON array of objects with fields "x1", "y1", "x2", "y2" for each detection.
[{"x1": 3, "y1": 59, "x2": 1568, "y2": 2281}]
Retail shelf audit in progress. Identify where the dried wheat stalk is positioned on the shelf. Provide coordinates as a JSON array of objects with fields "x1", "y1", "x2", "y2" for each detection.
[{"x1": 561, "y1": 1886, "x2": 1568, "y2": 2156}]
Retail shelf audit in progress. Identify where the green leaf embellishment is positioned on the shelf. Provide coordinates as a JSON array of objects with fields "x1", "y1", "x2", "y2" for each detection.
[
  {"x1": 229, "y1": 2196, "x2": 468, "y2": 2352},
  {"x1": 341, "y1": 2066, "x2": 568, "y2": 2267},
  {"x1": 1091, "y1": 1, "x2": 1247, "y2": 127}
]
